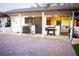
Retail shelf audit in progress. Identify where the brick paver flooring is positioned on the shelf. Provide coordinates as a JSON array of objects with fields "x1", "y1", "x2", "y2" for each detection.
[{"x1": 0, "y1": 34, "x2": 76, "y2": 56}]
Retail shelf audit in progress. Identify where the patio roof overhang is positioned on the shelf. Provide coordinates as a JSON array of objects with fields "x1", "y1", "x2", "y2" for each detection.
[
  {"x1": 4, "y1": 4, "x2": 79, "y2": 14},
  {"x1": 0, "y1": 12, "x2": 10, "y2": 17}
]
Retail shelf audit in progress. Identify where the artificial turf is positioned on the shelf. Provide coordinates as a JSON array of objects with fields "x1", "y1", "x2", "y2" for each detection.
[{"x1": 72, "y1": 44, "x2": 79, "y2": 56}]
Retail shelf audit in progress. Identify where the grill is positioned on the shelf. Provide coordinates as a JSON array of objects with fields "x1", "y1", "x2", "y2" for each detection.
[{"x1": 45, "y1": 27, "x2": 56, "y2": 35}]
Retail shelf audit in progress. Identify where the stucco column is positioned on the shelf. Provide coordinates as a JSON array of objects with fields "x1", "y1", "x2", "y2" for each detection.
[
  {"x1": 1, "y1": 18, "x2": 4, "y2": 33},
  {"x1": 18, "y1": 13, "x2": 22, "y2": 34},
  {"x1": 70, "y1": 11, "x2": 74, "y2": 40},
  {"x1": 42, "y1": 12, "x2": 46, "y2": 38},
  {"x1": 2, "y1": 18, "x2": 6, "y2": 33}
]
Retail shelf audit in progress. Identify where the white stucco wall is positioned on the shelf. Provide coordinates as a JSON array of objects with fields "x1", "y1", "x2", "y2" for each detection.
[
  {"x1": 10, "y1": 14, "x2": 30, "y2": 33},
  {"x1": 11, "y1": 16, "x2": 22, "y2": 33},
  {"x1": 10, "y1": 13, "x2": 50, "y2": 34},
  {"x1": 9, "y1": 12, "x2": 47, "y2": 34}
]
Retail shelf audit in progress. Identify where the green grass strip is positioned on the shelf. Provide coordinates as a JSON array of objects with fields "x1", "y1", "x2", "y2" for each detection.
[{"x1": 72, "y1": 44, "x2": 79, "y2": 56}]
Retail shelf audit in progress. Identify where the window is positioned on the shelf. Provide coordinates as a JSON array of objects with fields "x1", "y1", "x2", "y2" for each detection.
[
  {"x1": 5, "y1": 19, "x2": 11, "y2": 27},
  {"x1": 56, "y1": 20, "x2": 61, "y2": 26},
  {"x1": 0, "y1": 19, "x2": 2, "y2": 27},
  {"x1": 46, "y1": 20, "x2": 51, "y2": 25},
  {"x1": 25, "y1": 17, "x2": 34, "y2": 25},
  {"x1": 25, "y1": 18, "x2": 29, "y2": 23}
]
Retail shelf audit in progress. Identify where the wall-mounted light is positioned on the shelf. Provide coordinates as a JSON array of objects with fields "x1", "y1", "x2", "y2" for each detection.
[
  {"x1": 54, "y1": 14, "x2": 58, "y2": 17},
  {"x1": 32, "y1": 16, "x2": 35, "y2": 17}
]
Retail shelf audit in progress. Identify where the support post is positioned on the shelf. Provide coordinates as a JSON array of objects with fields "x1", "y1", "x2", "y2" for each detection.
[
  {"x1": 18, "y1": 13, "x2": 22, "y2": 34},
  {"x1": 42, "y1": 12, "x2": 46, "y2": 38},
  {"x1": 70, "y1": 11, "x2": 74, "y2": 40},
  {"x1": 2, "y1": 18, "x2": 6, "y2": 34}
]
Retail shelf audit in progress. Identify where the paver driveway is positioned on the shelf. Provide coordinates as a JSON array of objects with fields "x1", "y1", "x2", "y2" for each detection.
[{"x1": 0, "y1": 34, "x2": 76, "y2": 56}]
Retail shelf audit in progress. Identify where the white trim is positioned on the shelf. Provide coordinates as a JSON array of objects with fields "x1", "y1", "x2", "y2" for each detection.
[{"x1": 18, "y1": 13, "x2": 22, "y2": 34}]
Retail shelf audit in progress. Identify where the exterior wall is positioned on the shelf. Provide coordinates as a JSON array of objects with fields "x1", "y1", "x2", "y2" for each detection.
[
  {"x1": 61, "y1": 16, "x2": 70, "y2": 26},
  {"x1": 11, "y1": 16, "x2": 21, "y2": 33},
  {"x1": 46, "y1": 16, "x2": 70, "y2": 26},
  {"x1": 74, "y1": 20, "x2": 77, "y2": 27},
  {"x1": 10, "y1": 13, "x2": 42, "y2": 33},
  {"x1": 0, "y1": 18, "x2": 6, "y2": 33},
  {"x1": 46, "y1": 16, "x2": 77, "y2": 27},
  {"x1": 51, "y1": 16, "x2": 60, "y2": 26},
  {"x1": 21, "y1": 13, "x2": 41, "y2": 25},
  {"x1": 0, "y1": 17, "x2": 12, "y2": 33}
]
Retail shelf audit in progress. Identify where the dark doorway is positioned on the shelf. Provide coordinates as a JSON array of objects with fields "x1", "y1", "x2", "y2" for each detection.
[{"x1": 34, "y1": 17, "x2": 42, "y2": 34}]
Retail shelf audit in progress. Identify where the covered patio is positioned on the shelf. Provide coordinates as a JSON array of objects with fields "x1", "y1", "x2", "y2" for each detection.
[
  {"x1": 0, "y1": 4, "x2": 79, "y2": 40},
  {"x1": 4, "y1": 4, "x2": 79, "y2": 40}
]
